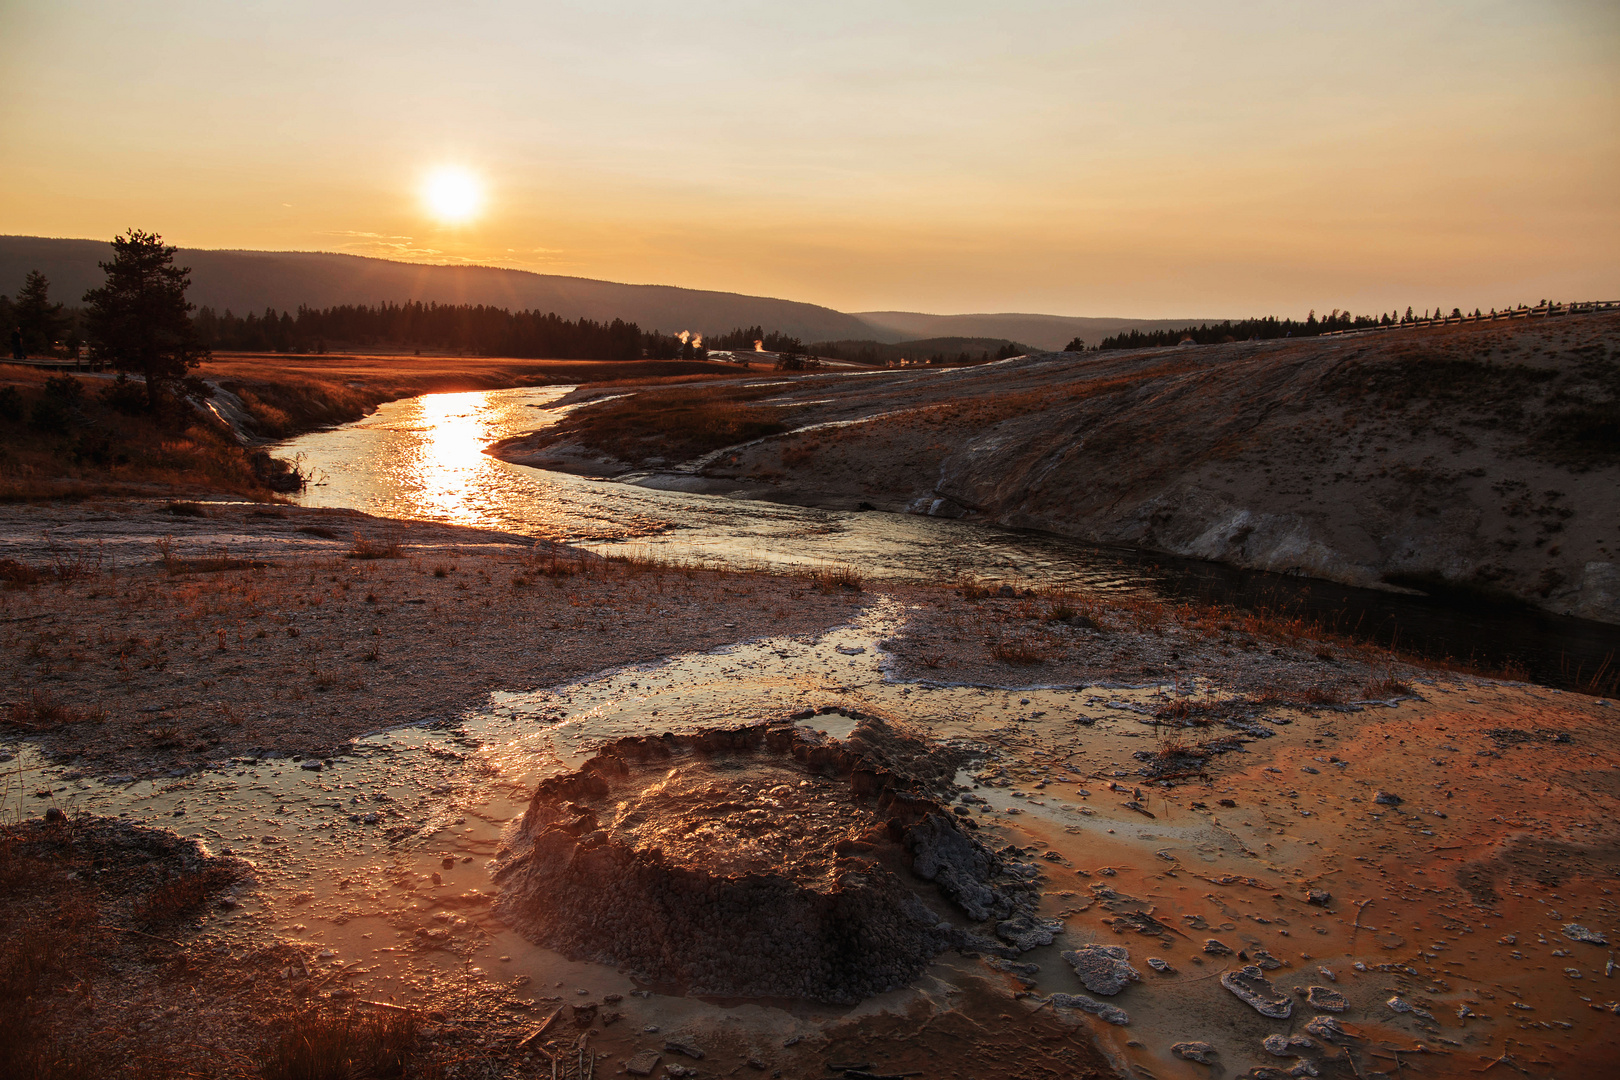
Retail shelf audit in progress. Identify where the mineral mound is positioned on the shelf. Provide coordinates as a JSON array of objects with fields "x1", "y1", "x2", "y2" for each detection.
[{"x1": 494, "y1": 719, "x2": 1040, "y2": 1003}]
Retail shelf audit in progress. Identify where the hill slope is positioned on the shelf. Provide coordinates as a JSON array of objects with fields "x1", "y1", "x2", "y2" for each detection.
[
  {"x1": 1, "y1": 236, "x2": 1192, "y2": 350},
  {"x1": 497, "y1": 313, "x2": 1620, "y2": 623},
  {"x1": 853, "y1": 310, "x2": 1209, "y2": 351},
  {"x1": 0, "y1": 237, "x2": 875, "y2": 342}
]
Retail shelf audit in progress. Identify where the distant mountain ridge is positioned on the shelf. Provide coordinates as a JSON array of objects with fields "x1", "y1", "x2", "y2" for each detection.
[
  {"x1": 854, "y1": 310, "x2": 1206, "y2": 351},
  {"x1": 0, "y1": 235, "x2": 1204, "y2": 351}
]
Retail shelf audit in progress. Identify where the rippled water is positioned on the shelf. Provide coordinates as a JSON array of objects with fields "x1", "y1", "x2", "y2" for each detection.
[
  {"x1": 275, "y1": 386, "x2": 1158, "y2": 590},
  {"x1": 276, "y1": 387, "x2": 1620, "y2": 689}
]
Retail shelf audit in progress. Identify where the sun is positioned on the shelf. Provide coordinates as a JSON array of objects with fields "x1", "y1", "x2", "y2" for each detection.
[{"x1": 422, "y1": 166, "x2": 483, "y2": 224}]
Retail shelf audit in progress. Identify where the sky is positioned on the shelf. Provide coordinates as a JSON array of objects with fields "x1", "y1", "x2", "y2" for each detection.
[{"x1": 2, "y1": 0, "x2": 1617, "y2": 318}]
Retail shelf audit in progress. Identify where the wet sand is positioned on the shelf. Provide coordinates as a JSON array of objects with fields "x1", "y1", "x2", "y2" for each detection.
[{"x1": 3, "y1": 503, "x2": 1617, "y2": 1078}]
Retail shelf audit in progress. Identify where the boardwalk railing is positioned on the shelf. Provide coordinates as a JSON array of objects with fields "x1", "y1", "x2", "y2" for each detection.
[
  {"x1": 1319, "y1": 300, "x2": 1620, "y2": 339},
  {"x1": 0, "y1": 355, "x2": 109, "y2": 371}
]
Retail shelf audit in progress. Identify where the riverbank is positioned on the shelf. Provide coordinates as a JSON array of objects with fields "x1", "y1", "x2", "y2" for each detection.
[
  {"x1": 0, "y1": 352, "x2": 755, "y2": 503},
  {"x1": 492, "y1": 314, "x2": 1620, "y2": 625},
  {"x1": 202, "y1": 352, "x2": 761, "y2": 442},
  {"x1": 5, "y1": 501, "x2": 1618, "y2": 1078}
]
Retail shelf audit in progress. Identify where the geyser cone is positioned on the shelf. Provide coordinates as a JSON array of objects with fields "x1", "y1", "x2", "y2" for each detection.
[{"x1": 493, "y1": 718, "x2": 1040, "y2": 1004}]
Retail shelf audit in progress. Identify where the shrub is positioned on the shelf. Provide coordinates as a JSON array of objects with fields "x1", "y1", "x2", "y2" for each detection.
[{"x1": 100, "y1": 374, "x2": 149, "y2": 416}]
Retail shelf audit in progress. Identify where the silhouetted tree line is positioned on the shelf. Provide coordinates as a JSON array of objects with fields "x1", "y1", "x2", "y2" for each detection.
[
  {"x1": 804, "y1": 340, "x2": 1026, "y2": 365},
  {"x1": 193, "y1": 301, "x2": 647, "y2": 361},
  {"x1": 1095, "y1": 308, "x2": 1480, "y2": 350},
  {"x1": 709, "y1": 326, "x2": 806, "y2": 353}
]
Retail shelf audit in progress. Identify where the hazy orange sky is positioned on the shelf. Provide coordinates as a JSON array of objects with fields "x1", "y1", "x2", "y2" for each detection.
[{"x1": 3, "y1": 1, "x2": 1617, "y2": 318}]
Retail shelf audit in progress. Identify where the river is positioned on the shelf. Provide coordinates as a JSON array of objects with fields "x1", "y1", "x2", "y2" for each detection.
[{"x1": 275, "y1": 385, "x2": 1620, "y2": 692}]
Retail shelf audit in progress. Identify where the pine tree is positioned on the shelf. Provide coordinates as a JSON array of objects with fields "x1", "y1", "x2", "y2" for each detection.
[
  {"x1": 82, "y1": 230, "x2": 210, "y2": 412},
  {"x1": 14, "y1": 270, "x2": 69, "y2": 354}
]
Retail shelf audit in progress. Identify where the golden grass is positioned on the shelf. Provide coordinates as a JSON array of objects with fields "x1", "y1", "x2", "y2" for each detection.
[{"x1": 0, "y1": 370, "x2": 288, "y2": 502}]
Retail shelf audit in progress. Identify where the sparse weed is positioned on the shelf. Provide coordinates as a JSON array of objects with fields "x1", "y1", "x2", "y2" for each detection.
[
  {"x1": 132, "y1": 865, "x2": 240, "y2": 926},
  {"x1": 990, "y1": 636, "x2": 1051, "y2": 665},
  {"x1": 347, "y1": 534, "x2": 402, "y2": 560},
  {"x1": 1361, "y1": 675, "x2": 1414, "y2": 699},
  {"x1": 5, "y1": 691, "x2": 106, "y2": 731},
  {"x1": 259, "y1": 1008, "x2": 424, "y2": 1080},
  {"x1": 811, "y1": 565, "x2": 863, "y2": 593}
]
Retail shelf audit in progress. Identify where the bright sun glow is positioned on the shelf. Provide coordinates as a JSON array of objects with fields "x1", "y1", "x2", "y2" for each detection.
[{"x1": 422, "y1": 166, "x2": 483, "y2": 223}]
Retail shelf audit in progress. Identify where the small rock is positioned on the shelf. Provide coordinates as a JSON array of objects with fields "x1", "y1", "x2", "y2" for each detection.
[
  {"x1": 300, "y1": 760, "x2": 323, "y2": 771},
  {"x1": 43, "y1": 807, "x2": 66, "y2": 824},
  {"x1": 664, "y1": 1040, "x2": 705, "y2": 1060},
  {"x1": 665, "y1": 1066, "x2": 698, "y2": 1079},
  {"x1": 998, "y1": 912, "x2": 1064, "y2": 951},
  {"x1": 1387, "y1": 996, "x2": 1436, "y2": 1020},
  {"x1": 1305, "y1": 986, "x2": 1348, "y2": 1012},
  {"x1": 1373, "y1": 791, "x2": 1401, "y2": 806},
  {"x1": 1563, "y1": 924, "x2": 1609, "y2": 945},
  {"x1": 1305, "y1": 889, "x2": 1331, "y2": 906},
  {"x1": 1047, "y1": 993, "x2": 1130, "y2": 1026},
  {"x1": 1146, "y1": 957, "x2": 1173, "y2": 973},
  {"x1": 1171, "y1": 1042, "x2": 1217, "y2": 1064},
  {"x1": 1203, "y1": 938, "x2": 1234, "y2": 956},
  {"x1": 1252, "y1": 948, "x2": 1283, "y2": 971},
  {"x1": 571, "y1": 1003, "x2": 597, "y2": 1027},
  {"x1": 1221, "y1": 965, "x2": 1293, "y2": 1019},
  {"x1": 1062, "y1": 944, "x2": 1140, "y2": 996},
  {"x1": 1263, "y1": 1034, "x2": 1316, "y2": 1057},
  {"x1": 624, "y1": 1050, "x2": 661, "y2": 1077},
  {"x1": 1304, "y1": 1016, "x2": 1346, "y2": 1042}
]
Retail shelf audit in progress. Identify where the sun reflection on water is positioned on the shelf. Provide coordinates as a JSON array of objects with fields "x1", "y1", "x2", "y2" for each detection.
[{"x1": 405, "y1": 391, "x2": 502, "y2": 526}]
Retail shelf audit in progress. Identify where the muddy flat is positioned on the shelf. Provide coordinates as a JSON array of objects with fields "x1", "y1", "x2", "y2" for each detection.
[{"x1": 5, "y1": 500, "x2": 1617, "y2": 1078}]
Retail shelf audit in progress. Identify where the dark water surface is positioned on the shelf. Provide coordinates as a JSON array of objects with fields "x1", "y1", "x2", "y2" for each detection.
[{"x1": 276, "y1": 386, "x2": 1619, "y2": 693}]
